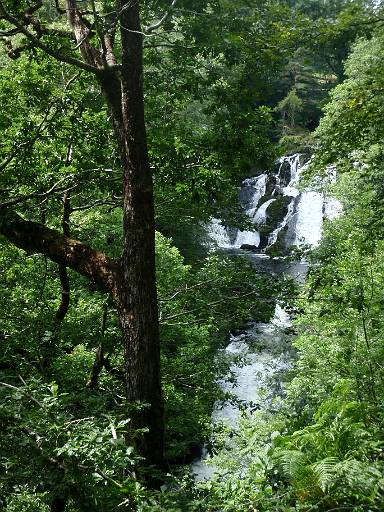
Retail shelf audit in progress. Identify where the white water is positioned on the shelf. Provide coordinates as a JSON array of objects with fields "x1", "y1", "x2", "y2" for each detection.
[
  {"x1": 194, "y1": 154, "x2": 342, "y2": 480},
  {"x1": 267, "y1": 198, "x2": 296, "y2": 247},
  {"x1": 254, "y1": 198, "x2": 275, "y2": 223},
  {"x1": 294, "y1": 191, "x2": 324, "y2": 246},
  {"x1": 275, "y1": 153, "x2": 301, "y2": 197},
  {"x1": 232, "y1": 174, "x2": 270, "y2": 248},
  {"x1": 233, "y1": 229, "x2": 260, "y2": 248},
  {"x1": 208, "y1": 174, "x2": 269, "y2": 249},
  {"x1": 191, "y1": 302, "x2": 292, "y2": 480},
  {"x1": 243, "y1": 174, "x2": 268, "y2": 218},
  {"x1": 207, "y1": 218, "x2": 233, "y2": 248}
]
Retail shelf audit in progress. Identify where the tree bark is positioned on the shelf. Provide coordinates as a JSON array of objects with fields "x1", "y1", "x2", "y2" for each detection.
[
  {"x1": 56, "y1": 189, "x2": 71, "y2": 321},
  {"x1": 0, "y1": 210, "x2": 120, "y2": 295},
  {"x1": 91, "y1": 0, "x2": 164, "y2": 467},
  {"x1": 115, "y1": 0, "x2": 164, "y2": 466}
]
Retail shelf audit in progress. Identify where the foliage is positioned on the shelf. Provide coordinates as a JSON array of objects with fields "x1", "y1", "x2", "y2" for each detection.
[
  {"x1": 151, "y1": 19, "x2": 384, "y2": 512},
  {"x1": 0, "y1": 215, "x2": 278, "y2": 508},
  {"x1": 1, "y1": 0, "x2": 384, "y2": 510},
  {"x1": 277, "y1": 87, "x2": 304, "y2": 128}
]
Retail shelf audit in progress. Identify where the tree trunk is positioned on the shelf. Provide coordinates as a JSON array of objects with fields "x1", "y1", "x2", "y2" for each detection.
[
  {"x1": 117, "y1": 0, "x2": 164, "y2": 467},
  {"x1": 96, "y1": 1, "x2": 164, "y2": 466},
  {"x1": 0, "y1": 0, "x2": 164, "y2": 469}
]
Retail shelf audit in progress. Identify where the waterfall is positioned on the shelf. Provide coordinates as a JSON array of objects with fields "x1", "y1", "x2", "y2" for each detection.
[
  {"x1": 207, "y1": 173, "x2": 269, "y2": 249},
  {"x1": 267, "y1": 199, "x2": 296, "y2": 247},
  {"x1": 254, "y1": 198, "x2": 275, "y2": 223},
  {"x1": 294, "y1": 191, "x2": 324, "y2": 246},
  {"x1": 323, "y1": 196, "x2": 343, "y2": 220},
  {"x1": 241, "y1": 174, "x2": 268, "y2": 218},
  {"x1": 207, "y1": 218, "x2": 233, "y2": 248},
  {"x1": 191, "y1": 300, "x2": 292, "y2": 481},
  {"x1": 233, "y1": 229, "x2": 260, "y2": 248},
  {"x1": 207, "y1": 153, "x2": 339, "y2": 252},
  {"x1": 231, "y1": 173, "x2": 269, "y2": 249},
  {"x1": 274, "y1": 153, "x2": 301, "y2": 197},
  {"x1": 194, "y1": 154, "x2": 342, "y2": 481}
]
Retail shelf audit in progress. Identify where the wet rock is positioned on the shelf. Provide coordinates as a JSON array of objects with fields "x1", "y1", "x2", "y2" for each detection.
[
  {"x1": 239, "y1": 175, "x2": 268, "y2": 210},
  {"x1": 240, "y1": 244, "x2": 258, "y2": 252},
  {"x1": 229, "y1": 328, "x2": 247, "y2": 337},
  {"x1": 275, "y1": 159, "x2": 292, "y2": 187}
]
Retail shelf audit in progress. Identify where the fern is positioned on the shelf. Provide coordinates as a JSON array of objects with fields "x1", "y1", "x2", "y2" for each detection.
[
  {"x1": 311, "y1": 457, "x2": 339, "y2": 492},
  {"x1": 334, "y1": 459, "x2": 383, "y2": 496},
  {"x1": 273, "y1": 448, "x2": 308, "y2": 482}
]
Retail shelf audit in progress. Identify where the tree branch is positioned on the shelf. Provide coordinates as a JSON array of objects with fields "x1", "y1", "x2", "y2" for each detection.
[
  {"x1": 145, "y1": 0, "x2": 178, "y2": 34},
  {"x1": 0, "y1": 381, "x2": 44, "y2": 408},
  {"x1": 161, "y1": 290, "x2": 264, "y2": 322},
  {"x1": 65, "y1": 0, "x2": 104, "y2": 69},
  {"x1": 0, "y1": 177, "x2": 74, "y2": 208},
  {"x1": 0, "y1": 1, "x2": 100, "y2": 74},
  {"x1": 56, "y1": 190, "x2": 71, "y2": 321},
  {"x1": 55, "y1": 144, "x2": 73, "y2": 322},
  {"x1": 0, "y1": 210, "x2": 120, "y2": 294},
  {"x1": 86, "y1": 302, "x2": 108, "y2": 389}
]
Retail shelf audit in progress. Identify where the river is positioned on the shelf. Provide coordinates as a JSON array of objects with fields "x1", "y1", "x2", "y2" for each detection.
[{"x1": 191, "y1": 154, "x2": 340, "y2": 480}]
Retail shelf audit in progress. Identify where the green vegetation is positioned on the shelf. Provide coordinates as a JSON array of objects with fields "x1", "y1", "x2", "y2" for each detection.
[{"x1": 1, "y1": 0, "x2": 384, "y2": 510}]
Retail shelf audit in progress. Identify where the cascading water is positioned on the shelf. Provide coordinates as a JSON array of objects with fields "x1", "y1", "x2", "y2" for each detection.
[
  {"x1": 242, "y1": 174, "x2": 268, "y2": 217},
  {"x1": 207, "y1": 153, "x2": 336, "y2": 252},
  {"x1": 191, "y1": 296, "x2": 295, "y2": 480},
  {"x1": 207, "y1": 172, "x2": 269, "y2": 249},
  {"x1": 207, "y1": 218, "x2": 233, "y2": 248},
  {"x1": 193, "y1": 154, "x2": 341, "y2": 480},
  {"x1": 253, "y1": 198, "x2": 275, "y2": 224}
]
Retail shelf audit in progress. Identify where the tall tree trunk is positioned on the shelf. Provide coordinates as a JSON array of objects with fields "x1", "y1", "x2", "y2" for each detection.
[
  {"x1": 0, "y1": 0, "x2": 164, "y2": 468},
  {"x1": 117, "y1": 0, "x2": 164, "y2": 467},
  {"x1": 96, "y1": 1, "x2": 164, "y2": 466}
]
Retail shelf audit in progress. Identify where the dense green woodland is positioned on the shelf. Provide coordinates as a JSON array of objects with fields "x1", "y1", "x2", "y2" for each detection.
[{"x1": 0, "y1": 0, "x2": 384, "y2": 510}]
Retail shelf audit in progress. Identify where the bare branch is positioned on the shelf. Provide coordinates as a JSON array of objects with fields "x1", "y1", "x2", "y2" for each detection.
[
  {"x1": 70, "y1": 198, "x2": 121, "y2": 211},
  {"x1": 55, "y1": 0, "x2": 66, "y2": 15},
  {"x1": 86, "y1": 303, "x2": 108, "y2": 388},
  {"x1": 161, "y1": 290, "x2": 264, "y2": 322},
  {"x1": 21, "y1": 427, "x2": 66, "y2": 471},
  {"x1": 0, "y1": 177, "x2": 74, "y2": 208},
  {"x1": 56, "y1": 183, "x2": 72, "y2": 321},
  {"x1": 159, "y1": 278, "x2": 219, "y2": 302},
  {"x1": 24, "y1": 1, "x2": 43, "y2": 16},
  {"x1": 145, "y1": 0, "x2": 178, "y2": 34},
  {"x1": 0, "y1": 381, "x2": 44, "y2": 408},
  {"x1": 65, "y1": 0, "x2": 104, "y2": 68},
  {"x1": 64, "y1": 72, "x2": 81, "y2": 90},
  {"x1": 0, "y1": 27, "x2": 21, "y2": 36},
  {"x1": 94, "y1": 466, "x2": 123, "y2": 488}
]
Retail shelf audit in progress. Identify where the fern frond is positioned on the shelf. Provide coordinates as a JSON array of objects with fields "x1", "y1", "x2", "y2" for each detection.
[
  {"x1": 334, "y1": 459, "x2": 383, "y2": 495},
  {"x1": 311, "y1": 457, "x2": 339, "y2": 492},
  {"x1": 273, "y1": 448, "x2": 308, "y2": 481}
]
